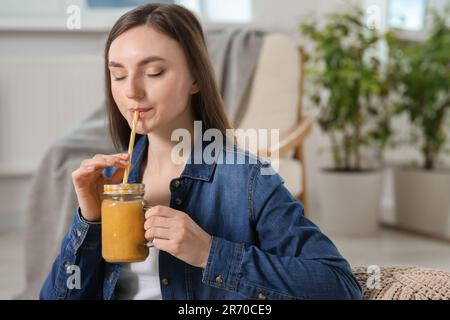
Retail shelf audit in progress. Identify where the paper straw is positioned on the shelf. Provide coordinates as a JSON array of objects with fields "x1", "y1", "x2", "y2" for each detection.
[{"x1": 122, "y1": 111, "x2": 139, "y2": 185}]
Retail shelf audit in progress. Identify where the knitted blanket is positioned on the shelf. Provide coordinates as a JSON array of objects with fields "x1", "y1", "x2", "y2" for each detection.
[{"x1": 352, "y1": 265, "x2": 450, "y2": 300}]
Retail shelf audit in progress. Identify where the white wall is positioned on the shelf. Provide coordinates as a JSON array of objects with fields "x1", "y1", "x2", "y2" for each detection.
[
  {"x1": 0, "y1": 31, "x2": 107, "y2": 230},
  {"x1": 0, "y1": 31, "x2": 106, "y2": 174}
]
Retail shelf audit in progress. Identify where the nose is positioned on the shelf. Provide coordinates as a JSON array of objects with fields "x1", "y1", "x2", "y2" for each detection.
[{"x1": 125, "y1": 76, "x2": 145, "y2": 100}]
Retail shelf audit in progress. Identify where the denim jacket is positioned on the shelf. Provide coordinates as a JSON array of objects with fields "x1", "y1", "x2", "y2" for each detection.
[{"x1": 40, "y1": 134, "x2": 362, "y2": 300}]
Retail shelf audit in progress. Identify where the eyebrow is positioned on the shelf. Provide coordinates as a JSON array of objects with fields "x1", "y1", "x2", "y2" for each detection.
[{"x1": 108, "y1": 56, "x2": 166, "y2": 68}]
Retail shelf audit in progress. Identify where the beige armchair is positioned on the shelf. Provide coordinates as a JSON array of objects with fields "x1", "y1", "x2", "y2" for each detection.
[{"x1": 235, "y1": 33, "x2": 313, "y2": 214}]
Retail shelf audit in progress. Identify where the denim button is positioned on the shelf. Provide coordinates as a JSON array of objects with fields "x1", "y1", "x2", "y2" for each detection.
[
  {"x1": 215, "y1": 275, "x2": 223, "y2": 285},
  {"x1": 175, "y1": 197, "x2": 183, "y2": 205},
  {"x1": 76, "y1": 228, "x2": 82, "y2": 237},
  {"x1": 64, "y1": 262, "x2": 71, "y2": 270},
  {"x1": 258, "y1": 292, "x2": 267, "y2": 300},
  {"x1": 161, "y1": 278, "x2": 169, "y2": 285},
  {"x1": 170, "y1": 180, "x2": 182, "y2": 192}
]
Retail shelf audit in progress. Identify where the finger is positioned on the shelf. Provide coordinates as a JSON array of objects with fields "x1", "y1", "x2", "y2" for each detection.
[
  {"x1": 73, "y1": 164, "x2": 101, "y2": 179},
  {"x1": 145, "y1": 205, "x2": 176, "y2": 219},
  {"x1": 93, "y1": 153, "x2": 129, "y2": 160},
  {"x1": 144, "y1": 216, "x2": 171, "y2": 230},
  {"x1": 84, "y1": 153, "x2": 129, "y2": 165},
  {"x1": 145, "y1": 227, "x2": 171, "y2": 242},
  {"x1": 85, "y1": 157, "x2": 129, "y2": 168},
  {"x1": 114, "y1": 153, "x2": 129, "y2": 159},
  {"x1": 102, "y1": 154, "x2": 130, "y2": 165},
  {"x1": 151, "y1": 238, "x2": 171, "y2": 251},
  {"x1": 74, "y1": 164, "x2": 122, "y2": 184},
  {"x1": 72, "y1": 166, "x2": 94, "y2": 181},
  {"x1": 73, "y1": 153, "x2": 128, "y2": 181},
  {"x1": 81, "y1": 157, "x2": 129, "y2": 170}
]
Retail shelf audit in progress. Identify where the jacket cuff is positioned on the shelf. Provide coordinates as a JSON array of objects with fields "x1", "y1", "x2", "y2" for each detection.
[
  {"x1": 201, "y1": 236, "x2": 244, "y2": 292},
  {"x1": 69, "y1": 207, "x2": 102, "y2": 251}
]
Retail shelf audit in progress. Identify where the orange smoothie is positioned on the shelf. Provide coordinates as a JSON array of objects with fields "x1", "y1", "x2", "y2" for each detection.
[{"x1": 101, "y1": 198, "x2": 149, "y2": 263}]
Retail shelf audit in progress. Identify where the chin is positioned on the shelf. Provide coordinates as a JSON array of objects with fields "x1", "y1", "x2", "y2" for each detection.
[
  {"x1": 136, "y1": 121, "x2": 155, "y2": 135},
  {"x1": 136, "y1": 127, "x2": 151, "y2": 135}
]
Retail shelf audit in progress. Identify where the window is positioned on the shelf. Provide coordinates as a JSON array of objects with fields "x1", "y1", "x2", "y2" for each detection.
[
  {"x1": 86, "y1": 0, "x2": 251, "y2": 23},
  {"x1": 388, "y1": 0, "x2": 426, "y2": 31},
  {"x1": 0, "y1": 0, "x2": 252, "y2": 31},
  {"x1": 203, "y1": 0, "x2": 252, "y2": 23},
  {"x1": 87, "y1": 0, "x2": 175, "y2": 8}
]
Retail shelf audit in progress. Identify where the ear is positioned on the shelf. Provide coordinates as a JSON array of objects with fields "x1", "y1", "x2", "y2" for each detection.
[{"x1": 190, "y1": 81, "x2": 200, "y2": 95}]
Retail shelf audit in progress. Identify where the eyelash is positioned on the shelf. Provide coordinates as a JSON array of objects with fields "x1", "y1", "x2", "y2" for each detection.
[{"x1": 112, "y1": 71, "x2": 164, "y2": 82}]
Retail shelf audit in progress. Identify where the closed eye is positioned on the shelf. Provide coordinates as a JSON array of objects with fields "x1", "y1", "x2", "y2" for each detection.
[
  {"x1": 146, "y1": 70, "x2": 164, "y2": 78},
  {"x1": 112, "y1": 70, "x2": 164, "y2": 81},
  {"x1": 112, "y1": 76, "x2": 126, "y2": 81}
]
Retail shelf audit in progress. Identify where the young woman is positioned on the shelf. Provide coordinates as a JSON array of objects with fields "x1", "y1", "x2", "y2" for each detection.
[{"x1": 40, "y1": 3, "x2": 362, "y2": 300}]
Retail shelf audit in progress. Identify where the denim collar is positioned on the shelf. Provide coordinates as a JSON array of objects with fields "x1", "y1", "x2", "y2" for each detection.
[{"x1": 128, "y1": 134, "x2": 219, "y2": 183}]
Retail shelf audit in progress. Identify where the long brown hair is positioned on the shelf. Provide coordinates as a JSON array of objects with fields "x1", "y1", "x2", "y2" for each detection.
[{"x1": 104, "y1": 3, "x2": 233, "y2": 151}]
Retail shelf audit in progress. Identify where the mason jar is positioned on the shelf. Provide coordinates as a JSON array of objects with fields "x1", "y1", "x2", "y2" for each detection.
[{"x1": 101, "y1": 183, "x2": 149, "y2": 263}]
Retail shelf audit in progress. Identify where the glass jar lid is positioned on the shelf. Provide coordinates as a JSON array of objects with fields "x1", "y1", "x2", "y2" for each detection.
[{"x1": 103, "y1": 183, "x2": 145, "y2": 195}]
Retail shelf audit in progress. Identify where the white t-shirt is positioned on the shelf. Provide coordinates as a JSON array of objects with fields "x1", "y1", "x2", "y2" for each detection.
[{"x1": 114, "y1": 248, "x2": 162, "y2": 300}]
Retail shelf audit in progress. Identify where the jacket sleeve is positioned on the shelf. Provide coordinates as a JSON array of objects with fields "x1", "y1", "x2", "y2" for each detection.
[
  {"x1": 202, "y1": 162, "x2": 362, "y2": 299},
  {"x1": 39, "y1": 208, "x2": 104, "y2": 300}
]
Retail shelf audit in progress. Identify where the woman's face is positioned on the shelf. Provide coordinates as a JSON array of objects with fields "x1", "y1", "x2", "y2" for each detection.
[{"x1": 108, "y1": 25, "x2": 199, "y2": 134}]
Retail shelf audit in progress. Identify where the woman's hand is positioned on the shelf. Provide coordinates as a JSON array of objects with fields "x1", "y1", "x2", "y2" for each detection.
[
  {"x1": 72, "y1": 153, "x2": 130, "y2": 222},
  {"x1": 144, "y1": 206, "x2": 213, "y2": 269}
]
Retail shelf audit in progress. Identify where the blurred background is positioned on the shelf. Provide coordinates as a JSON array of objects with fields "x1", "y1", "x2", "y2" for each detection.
[{"x1": 1, "y1": 0, "x2": 450, "y2": 299}]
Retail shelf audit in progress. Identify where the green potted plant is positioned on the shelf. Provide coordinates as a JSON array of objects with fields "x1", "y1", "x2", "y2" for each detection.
[
  {"x1": 300, "y1": 6, "x2": 394, "y2": 234},
  {"x1": 390, "y1": 8, "x2": 450, "y2": 238}
]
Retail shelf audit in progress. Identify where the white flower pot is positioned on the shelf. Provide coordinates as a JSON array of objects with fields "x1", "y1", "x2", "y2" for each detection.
[
  {"x1": 394, "y1": 167, "x2": 450, "y2": 237},
  {"x1": 318, "y1": 170, "x2": 382, "y2": 235}
]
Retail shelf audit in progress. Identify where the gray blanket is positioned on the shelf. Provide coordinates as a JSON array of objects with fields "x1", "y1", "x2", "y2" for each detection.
[
  {"x1": 205, "y1": 29, "x2": 265, "y2": 124},
  {"x1": 16, "y1": 28, "x2": 264, "y2": 299}
]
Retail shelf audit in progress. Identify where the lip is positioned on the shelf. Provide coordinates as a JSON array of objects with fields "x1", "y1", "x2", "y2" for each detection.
[
  {"x1": 128, "y1": 107, "x2": 153, "y2": 112},
  {"x1": 128, "y1": 107, "x2": 153, "y2": 119}
]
